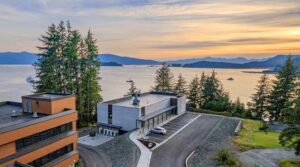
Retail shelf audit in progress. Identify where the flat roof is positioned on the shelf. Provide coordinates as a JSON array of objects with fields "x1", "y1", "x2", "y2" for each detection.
[
  {"x1": 103, "y1": 92, "x2": 179, "y2": 108},
  {"x1": 0, "y1": 101, "x2": 76, "y2": 133},
  {"x1": 0, "y1": 101, "x2": 47, "y2": 130},
  {"x1": 22, "y1": 93, "x2": 75, "y2": 101}
]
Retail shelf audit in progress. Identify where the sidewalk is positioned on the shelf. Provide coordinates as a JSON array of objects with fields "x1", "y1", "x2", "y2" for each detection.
[{"x1": 129, "y1": 130, "x2": 152, "y2": 167}]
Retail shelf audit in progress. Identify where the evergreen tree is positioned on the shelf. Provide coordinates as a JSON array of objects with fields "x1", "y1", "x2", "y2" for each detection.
[
  {"x1": 34, "y1": 23, "x2": 62, "y2": 92},
  {"x1": 174, "y1": 74, "x2": 187, "y2": 95},
  {"x1": 269, "y1": 57, "x2": 298, "y2": 121},
  {"x1": 152, "y1": 64, "x2": 174, "y2": 92},
  {"x1": 201, "y1": 70, "x2": 231, "y2": 111},
  {"x1": 248, "y1": 73, "x2": 271, "y2": 120},
  {"x1": 126, "y1": 80, "x2": 140, "y2": 95},
  {"x1": 203, "y1": 70, "x2": 221, "y2": 102},
  {"x1": 232, "y1": 97, "x2": 246, "y2": 117},
  {"x1": 35, "y1": 21, "x2": 102, "y2": 126},
  {"x1": 79, "y1": 30, "x2": 102, "y2": 124},
  {"x1": 197, "y1": 72, "x2": 206, "y2": 108},
  {"x1": 188, "y1": 75, "x2": 200, "y2": 108},
  {"x1": 64, "y1": 25, "x2": 82, "y2": 94},
  {"x1": 279, "y1": 97, "x2": 300, "y2": 155}
]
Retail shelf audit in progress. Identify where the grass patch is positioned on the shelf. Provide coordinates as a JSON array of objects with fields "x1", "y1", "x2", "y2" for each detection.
[
  {"x1": 279, "y1": 158, "x2": 300, "y2": 167},
  {"x1": 233, "y1": 119, "x2": 282, "y2": 151}
]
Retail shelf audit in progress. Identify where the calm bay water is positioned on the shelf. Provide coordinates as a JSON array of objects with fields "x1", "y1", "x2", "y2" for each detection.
[{"x1": 0, "y1": 65, "x2": 274, "y2": 103}]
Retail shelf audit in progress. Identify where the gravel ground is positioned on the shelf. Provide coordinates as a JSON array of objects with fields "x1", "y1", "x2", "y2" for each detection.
[
  {"x1": 94, "y1": 132, "x2": 140, "y2": 167},
  {"x1": 188, "y1": 117, "x2": 240, "y2": 167},
  {"x1": 238, "y1": 149, "x2": 299, "y2": 167}
]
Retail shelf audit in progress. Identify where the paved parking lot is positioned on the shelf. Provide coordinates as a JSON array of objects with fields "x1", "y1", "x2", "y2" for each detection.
[{"x1": 146, "y1": 112, "x2": 199, "y2": 144}]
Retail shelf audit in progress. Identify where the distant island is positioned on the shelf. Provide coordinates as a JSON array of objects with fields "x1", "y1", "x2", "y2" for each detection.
[{"x1": 101, "y1": 62, "x2": 122, "y2": 66}]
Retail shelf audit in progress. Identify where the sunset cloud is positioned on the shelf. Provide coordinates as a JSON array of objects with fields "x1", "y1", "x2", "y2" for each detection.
[{"x1": 0, "y1": 0, "x2": 299, "y2": 59}]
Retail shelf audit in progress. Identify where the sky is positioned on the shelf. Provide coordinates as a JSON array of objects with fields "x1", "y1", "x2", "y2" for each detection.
[{"x1": 0, "y1": 0, "x2": 300, "y2": 60}]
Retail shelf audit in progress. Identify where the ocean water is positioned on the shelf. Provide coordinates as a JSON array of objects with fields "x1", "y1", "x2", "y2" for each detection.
[{"x1": 0, "y1": 65, "x2": 274, "y2": 103}]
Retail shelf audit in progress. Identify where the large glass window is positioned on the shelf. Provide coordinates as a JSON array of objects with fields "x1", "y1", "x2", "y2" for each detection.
[
  {"x1": 28, "y1": 144, "x2": 73, "y2": 167},
  {"x1": 16, "y1": 123, "x2": 72, "y2": 151}
]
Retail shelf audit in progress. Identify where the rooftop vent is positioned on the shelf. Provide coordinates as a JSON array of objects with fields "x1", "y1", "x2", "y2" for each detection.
[
  {"x1": 132, "y1": 93, "x2": 140, "y2": 105},
  {"x1": 32, "y1": 112, "x2": 38, "y2": 118},
  {"x1": 11, "y1": 110, "x2": 17, "y2": 117}
]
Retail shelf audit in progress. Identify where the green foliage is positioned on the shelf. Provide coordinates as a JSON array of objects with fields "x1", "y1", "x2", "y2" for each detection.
[
  {"x1": 202, "y1": 71, "x2": 232, "y2": 111},
  {"x1": 231, "y1": 98, "x2": 247, "y2": 117},
  {"x1": 269, "y1": 57, "x2": 298, "y2": 121},
  {"x1": 279, "y1": 97, "x2": 300, "y2": 155},
  {"x1": 152, "y1": 64, "x2": 174, "y2": 92},
  {"x1": 187, "y1": 75, "x2": 201, "y2": 108},
  {"x1": 215, "y1": 148, "x2": 241, "y2": 167},
  {"x1": 193, "y1": 108, "x2": 232, "y2": 117},
  {"x1": 78, "y1": 30, "x2": 102, "y2": 125},
  {"x1": 234, "y1": 119, "x2": 282, "y2": 151},
  {"x1": 173, "y1": 74, "x2": 187, "y2": 95},
  {"x1": 279, "y1": 158, "x2": 300, "y2": 167},
  {"x1": 126, "y1": 80, "x2": 140, "y2": 95},
  {"x1": 248, "y1": 73, "x2": 271, "y2": 120},
  {"x1": 35, "y1": 21, "x2": 102, "y2": 127}
]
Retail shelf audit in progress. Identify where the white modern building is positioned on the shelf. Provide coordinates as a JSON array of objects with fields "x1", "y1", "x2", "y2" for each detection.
[{"x1": 97, "y1": 92, "x2": 186, "y2": 136}]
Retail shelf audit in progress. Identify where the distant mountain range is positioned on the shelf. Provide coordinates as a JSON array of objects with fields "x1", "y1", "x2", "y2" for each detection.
[
  {"x1": 0, "y1": 52, "x2": 299, "y2": 71},
  {"x1": 166, "y1": 57, "x2": 267, "y2": 64},
  {"x1": 183, "y1": 55, "x2": 300, "y2": 71},
  {"x1": 0, "y1": 52, "x2": 159, "y2": 65}
]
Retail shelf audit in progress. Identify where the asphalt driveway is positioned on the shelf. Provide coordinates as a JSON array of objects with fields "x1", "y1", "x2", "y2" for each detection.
[
  {"x1": 146, "y1": 112, "x2": 199, "y2": 144},
  {"x1": 150, "y1": 114, "x2": 222, "y2": 167}
]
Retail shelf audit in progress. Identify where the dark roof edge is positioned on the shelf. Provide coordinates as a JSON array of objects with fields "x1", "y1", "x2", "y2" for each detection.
[{"x1": 0, "y1": 101, "x2": 22, "y2": 107}]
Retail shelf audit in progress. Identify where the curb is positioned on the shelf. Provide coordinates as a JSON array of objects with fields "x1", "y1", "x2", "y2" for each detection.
[{"x1": 185, "y1": 150, "x2": 195, "y2": 167}]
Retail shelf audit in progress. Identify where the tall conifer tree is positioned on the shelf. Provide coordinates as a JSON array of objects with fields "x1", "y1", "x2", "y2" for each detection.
[
  {"x1": 269, "y1": 57, "x2": 297, "y2": 120},
  {"x1": 174, "y1": 74, "x2": 187, "y2": 95},
  {"x1": 248, "y1": 73, "x2": 271, "y2": 120},
  {"x1": 152, "y1": 64, "x2": 174, "y2": 92}
]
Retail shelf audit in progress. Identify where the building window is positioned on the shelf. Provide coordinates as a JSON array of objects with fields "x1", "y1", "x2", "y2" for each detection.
[
  {"x1": 141, "y1": 107, "x2": 145, "y2": 117},
  {"x1": 28, "y1": 144, "x2": 73, "y2": 167},
  {"x1": 108, "y1": 104, "x2": 112, "y2": 124},
  {"x1": 15, "y1": 123, "x2": 72, "y2": 151}
]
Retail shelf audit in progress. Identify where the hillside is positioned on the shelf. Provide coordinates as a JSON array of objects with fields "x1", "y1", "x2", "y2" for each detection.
[
  {"x1": 0, "y1": 52, "x2": 37, "y2": 64},
  {"x1": 99, "y1": 54, "x2": 160, "y2": 65},
  {"x1": 184, "y1": 55, "x2": 300, "y2": 71},
  {"x1": 0, "y1": 52, "x2": 160, "y2": 65}
]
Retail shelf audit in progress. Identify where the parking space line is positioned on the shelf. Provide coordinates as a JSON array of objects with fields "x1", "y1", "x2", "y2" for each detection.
[{"x1": 151, "y1": 114, "x2": 201, "y2": 151}]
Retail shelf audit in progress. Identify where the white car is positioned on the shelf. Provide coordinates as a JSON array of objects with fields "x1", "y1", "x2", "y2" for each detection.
[{"x1": 150, "y1": 127, "x2": 166, "y2": 135}]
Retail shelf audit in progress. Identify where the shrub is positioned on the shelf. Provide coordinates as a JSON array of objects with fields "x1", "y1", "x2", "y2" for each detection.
[{"x1": 215, "y1": 148, "x2": 241, "y2": 166}]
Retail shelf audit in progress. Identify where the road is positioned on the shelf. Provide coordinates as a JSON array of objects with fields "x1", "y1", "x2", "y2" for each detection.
[
  {"x1": 150, "y1": 115, "x2": 222, "y2": 167},
  {"x1": 78, "y1": 144, "x2": 111, "y2": 167}
]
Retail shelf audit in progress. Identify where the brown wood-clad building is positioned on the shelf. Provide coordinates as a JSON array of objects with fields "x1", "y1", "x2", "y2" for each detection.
[{"x1": 0, "y1": 93, "x2": 78, "y2": 167}]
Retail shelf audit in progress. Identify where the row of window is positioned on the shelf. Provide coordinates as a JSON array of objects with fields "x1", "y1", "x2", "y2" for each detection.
[
  {"x1": 28, "y1": 144, "x2": 73, "y2": 167},
  {"x1": 16, "y1": 122, "x2": 73, "y2": 150}
]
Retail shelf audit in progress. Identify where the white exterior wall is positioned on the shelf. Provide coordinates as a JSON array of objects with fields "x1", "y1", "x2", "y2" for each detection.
[
  {"x1": 112, "y1": 105, "x2": 140, "y2": 131},
  {"x1": 97, "y1": 103, "x2": 108, "y2": 124},
  {"x1": 177, "y1": 96, "x2": 187, "y2": 115},
  {"x1": 144, "y1": 98, "x2": 170, "y2": 115}
]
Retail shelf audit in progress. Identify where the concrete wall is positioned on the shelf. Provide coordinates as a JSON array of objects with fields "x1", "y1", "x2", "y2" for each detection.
[
  {"x1": 144, "y1": 98, "x2": 170, "y2": 115},
  {"x1": 177, "y1": 96, "x2": 187, "y2": 115},
  {"x1": 112, "y1": 105, "x2": 139, "y2": 131},
  {"x1": 97, "y1": 103, "x2": 108, "y2": 124}
]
